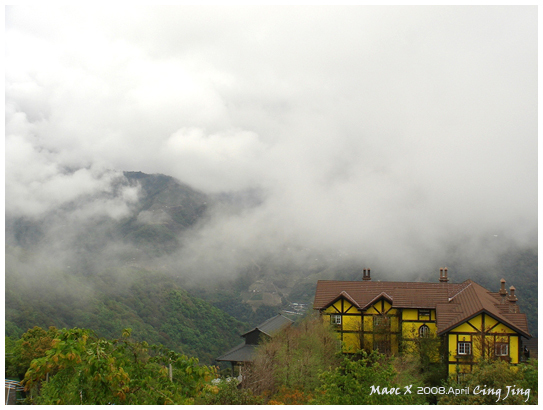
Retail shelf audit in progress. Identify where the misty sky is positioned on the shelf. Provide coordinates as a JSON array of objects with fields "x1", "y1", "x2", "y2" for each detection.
[{"x1": 5, "y1": 6, "x2": 538, "y2": 275}]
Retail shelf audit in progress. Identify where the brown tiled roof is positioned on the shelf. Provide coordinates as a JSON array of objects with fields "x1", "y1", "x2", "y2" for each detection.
[
  {"x1": 313, "y1": 279, "x2": 531, "y2": 338},
  {"x1": 313, "y1": 280, "x2": 466, "y2": 310}
]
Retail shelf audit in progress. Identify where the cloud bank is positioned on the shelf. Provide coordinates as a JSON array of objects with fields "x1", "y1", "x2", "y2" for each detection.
[{"x1": 6, "y1": 6, "x2": 537, "y2": 278}]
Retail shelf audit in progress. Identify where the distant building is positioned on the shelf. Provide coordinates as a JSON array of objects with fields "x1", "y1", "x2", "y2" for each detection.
[
  {"x1": 216, "y1": 314, "x2": 293, "y2": 374},
  {"x1": 313, "y1": 268, "x2": 532, "y2": 378},
  {"x1": 522, "y1": 336, "x2": 538, "y2": 361}
]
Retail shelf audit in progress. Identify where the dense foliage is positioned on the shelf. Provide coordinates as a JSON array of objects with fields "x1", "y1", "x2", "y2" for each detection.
[
  {"x1": 6, "y1": 265, "x2": 246, "y2": 365},
  {"x1": 313, "y1": 350, "x2": 426, "y2": 405},
  {"x1": 199, "y1": 316, "x2": 537, "y2": 405},
  {"x1": 5, "y1": 326, "x2": 60, "y2": 381},
  {"x1": 7, "y1": 316, "x2": 538, "y2": 405},
  {"x1": 21, "y1": 327, "x2": 215, "y2": 405},
  {"x1": 438, "y1": 358, "x2": 538, "y2": 405}
]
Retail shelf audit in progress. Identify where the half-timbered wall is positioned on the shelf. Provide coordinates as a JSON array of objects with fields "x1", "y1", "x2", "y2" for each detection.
[
  {"x1": 447, "y1": 312, "x2": 520, "y2": 375},
  {"x1": 321, "y1": 298, "x2": 363, "y2": 352},
  {"x1": 400, "y1": 308, "x2": 438, "y2": 356},
  {"x1": 321, "y1": 300, "x2": 523, "y2": 376}
]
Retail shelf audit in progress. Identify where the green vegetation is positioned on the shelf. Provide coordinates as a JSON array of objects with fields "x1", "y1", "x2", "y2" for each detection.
[
  {"x1": 199, "y1": 316, "x2": 537, "y2": 405},
  {"x1": 6, "y1": 264, "x2": 246, "y2": 365},
  {"x1": 7, "y1": 315, "x2": 537, "y2": 405},
  {"x1": 313, "y1": 350, "x2": 426, "y2": 405},
  {"x1": 191, "y1": 287, "x2": 281, "y2": 327},
  {"x1": 21, "y1": 327, "x2": 215, "y2": 405},
  {"x1": 5, "y1": 326, "x2": 60, "y2": 381},
  {"x1": 438, "y1": 358, "x2": 538, "y2": 405},
  {"x1": 5, "y1": 171, "x2": 537, "y2": 405}
]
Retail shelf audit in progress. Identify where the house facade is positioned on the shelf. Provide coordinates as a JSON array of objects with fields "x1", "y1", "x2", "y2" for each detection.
[{"x1": 313, "y1": 268, "x2": 531, "y2": 376}]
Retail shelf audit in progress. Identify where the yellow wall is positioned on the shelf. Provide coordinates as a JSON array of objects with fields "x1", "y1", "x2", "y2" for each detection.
[
  {"x1": 448, "y1": 313, "x2": 521, "y2": 374},
  {"x1": 400, "y1": 310, "x2": 438, "y2": 360},
  {"x1": 402, "y1": 321, "x2": 437, "y2": 338},
  {"x1": 343, "y1": 332, "x2": 361, "y2": 352},
  {"x1": 451, "y1": 322, "x2": 474, "y2": 333},
  {"x1": 321, "y1": 302, "x2": 523, "y2": 375},
  {"x1": 343, "y1": 315, "x2": 361, "y2": 331},
  {"x1": 320, "y1": 298, "x2": 364, "y2": 352},
  {"x1": 402, "y1": 309, "x2": 417, "y2": 321}
]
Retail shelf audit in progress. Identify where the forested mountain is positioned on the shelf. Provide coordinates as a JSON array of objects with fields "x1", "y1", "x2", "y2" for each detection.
[
  {"x1": 6, "y1": 172, "x2": 209, "y2": 261},
  {"x1": 5, "y1": 171, "x2": 283, "y2": 364},
  {"x1": 5, "y1": 261, "x2": 246, "y2": 364},
  {"x1": 5, "y1": 171, "x2": 538, "y2": 368}
]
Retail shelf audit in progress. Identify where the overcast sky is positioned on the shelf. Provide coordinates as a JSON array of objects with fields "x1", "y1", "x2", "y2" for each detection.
[{"x1": 5, "y1": 6, "x2": 538, "y2": 276}]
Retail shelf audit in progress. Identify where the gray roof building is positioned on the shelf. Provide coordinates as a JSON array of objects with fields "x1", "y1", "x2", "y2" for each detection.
[{"x1": 216, "y1": 314, "x2": 293, "y2": 365}]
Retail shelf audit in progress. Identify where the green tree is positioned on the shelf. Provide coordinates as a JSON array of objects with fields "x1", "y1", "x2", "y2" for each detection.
[
  {"x1": 198, "y1": 378, "x2": 264, "y2": 405},
  {"x1": 5, "y1": 326, "x2": 60, "y2": 380},
  {"x1": 438, "y1": 358, "x2": 537, "y2": 405},
  {"x1": 312, "y1": 350, "x2": 426, "y2": 405},
  {"x1": 396, "y1": 326, "x2": 447, "y2": 403},
  {"x1": 23, "y1": 328, "x2": 216, "y2": 405}
]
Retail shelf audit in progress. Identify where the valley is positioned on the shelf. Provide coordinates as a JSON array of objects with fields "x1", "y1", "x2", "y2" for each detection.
[{"x1": 5, "y1": 171, "x2": 538, "y2": 368}]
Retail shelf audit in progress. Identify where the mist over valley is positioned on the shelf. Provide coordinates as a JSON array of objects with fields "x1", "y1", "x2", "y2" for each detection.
[{"x1": 5, "y1": 6, "x2": 537, "y2": 363}]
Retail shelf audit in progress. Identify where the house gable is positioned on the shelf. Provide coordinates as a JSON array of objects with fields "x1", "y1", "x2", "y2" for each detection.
[
  {"x1": 446, "y1": 311, "x2": 522, "y2": 375},
  {"x1": 244, "y1": 329, "x2": 267, "y2": 345}
]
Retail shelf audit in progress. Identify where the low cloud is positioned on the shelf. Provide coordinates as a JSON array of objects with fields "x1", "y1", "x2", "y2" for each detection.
[{"x1": 5, "y1": 6, "x2": 537, "y2": 282}]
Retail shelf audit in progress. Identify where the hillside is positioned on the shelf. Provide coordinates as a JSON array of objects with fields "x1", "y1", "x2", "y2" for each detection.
[
  {"x1": 5, "y1": 256, "x2": 246, "y2": 364},
  {"x1": 117, "y1": 172, "x2": 209, "y2": 257},
  {"x1": 5, "y1": 170, "x2": 538, "y2": 368}
]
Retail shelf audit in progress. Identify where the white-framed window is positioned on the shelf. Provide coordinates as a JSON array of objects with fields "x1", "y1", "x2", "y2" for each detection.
[
  {"x1": 457, "y1": 341, "x2": 472, "y2": 355},
  {"x1": 331, "y1": 314, "x2": 342, "y2": 325},
  {"x1": 419, "y1": 324, "x2": 430, "y2": 338},
  {"x1": 495, "y1": 342, "x2": 509, "y2": 357}
]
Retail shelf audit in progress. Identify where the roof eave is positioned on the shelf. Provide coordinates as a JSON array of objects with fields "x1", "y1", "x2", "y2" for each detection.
[
  {"x1": 316, "y1": 291, "x2": 361, "y2": 311},
  {"x1": 437, "y1": 308, "x2": 531, "y2": 339}
]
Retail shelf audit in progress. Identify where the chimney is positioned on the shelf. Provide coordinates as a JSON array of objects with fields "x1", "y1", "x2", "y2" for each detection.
[
  {"x1": 508, "y1": 286, "x2": 518, "y2": 313},
  {"x1": 363, "y1": 268, "x2": 371, "y2": 281},
  {"x1": 439, "y1": 267, "x2": 449, "y2": 283},
  {"x1": 499, "y1": 278, "x2": 507, "y2": 303},
  {"x1": 508, "y1": 286, "x2": 518, "y2": 302}
]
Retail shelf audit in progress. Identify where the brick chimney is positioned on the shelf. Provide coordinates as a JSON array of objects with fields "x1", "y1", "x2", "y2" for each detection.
[
  {"x1": 508, "y1": 286, "x2": 518, "y2": 313},
  {"x1": 499, "y1": 278, "x2": 507, "y2": 303},
  {"x1": 363, "y1": 268, "x2": 371, "y2": 281},
  {"x1": 439, "y1": 267, "x2": 449, "y2": 283}
]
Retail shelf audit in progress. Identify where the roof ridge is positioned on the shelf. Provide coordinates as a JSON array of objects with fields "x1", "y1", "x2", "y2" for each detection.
[
  {"x1": 362, "y1": 291, "x2": 393, "y2": 310},
  {"x1": 241, "y1": 314, "x2": 292, "y2": 336},
  {"x1": 448, "y1": 282, "x2": 472, "y2": 302},
  {"x1": 339, "y1": 290, "x2": 361, "y2": 308}
]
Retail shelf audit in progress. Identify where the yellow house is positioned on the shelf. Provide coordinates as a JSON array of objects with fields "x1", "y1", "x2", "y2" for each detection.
[{"x1": 313, "y1": 268, "x2": 531, "y2": 376}]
